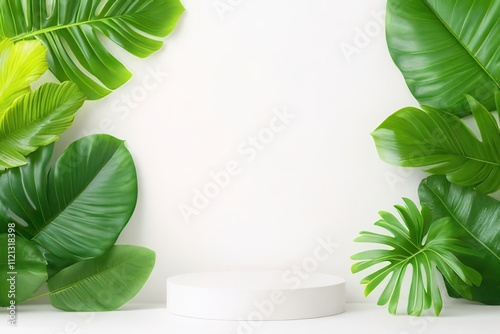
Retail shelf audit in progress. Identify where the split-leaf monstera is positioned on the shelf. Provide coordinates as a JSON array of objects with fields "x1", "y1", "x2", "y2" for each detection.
[
  {"x1": 386, "y1": 0, "x2": 500, "y2": 116},
  {"x1": 352, "y1": 197, "x2": 482, "y2": 316},
  {"x1": 0, "y1": 0, "x2": 185, "y2": 100},
  {"x1": 372, "y1": 94, "x2": 500, "y2": 193},
  {"x1": 0, "y1": 0, "x2": 181, "y2": 312},
  {"x1": 355, "y1": 0, "x2": 500, "y2": 316}
]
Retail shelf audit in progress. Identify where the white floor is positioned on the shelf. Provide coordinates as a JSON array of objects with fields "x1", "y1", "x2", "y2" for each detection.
[{"x1": 2, "y1": 303, "x2": 499, "y2": 334}]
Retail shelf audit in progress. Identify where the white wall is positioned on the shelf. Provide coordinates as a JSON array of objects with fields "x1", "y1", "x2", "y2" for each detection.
[{"x1": 57, "y1": 0, "x2": 426, "y2": 304}]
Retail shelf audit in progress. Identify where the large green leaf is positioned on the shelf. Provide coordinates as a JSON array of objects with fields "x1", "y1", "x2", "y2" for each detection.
[
  {"x1": 386, "y1": 0, "x2": 500, "y2": 116},
  {"x1": 0, "y1": 135, "x2": 138, "y2": 262},
  {"x1": 0, "y1": 82, "x2": 86, "y2": 170},
  {"x1": 0, "y1": 38, "x2": 47, "y2": 114},
  {"x1": 0, "y1": 144, "x2": 52, "y2": 238},
  {"x1": 48, "y1": 245, "x2": 155, "y2": 311},
  {"x1": 0, "y1": 0, "x2": 185, "y2": 100},
  {"x1": 352, "y1": 198, "x2": 481, "y2": 316},
  {"x1": 372, "y1": 94, "x2": 500, "y2": 193},
  {"x1": 0, "y1": 234, "x2": 47, "y2": 306},
  {"x1": 419, "y1": 175, "x2": 500, "y2": 305}
]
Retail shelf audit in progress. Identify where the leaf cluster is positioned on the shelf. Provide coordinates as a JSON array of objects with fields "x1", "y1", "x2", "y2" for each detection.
[
  {"x1": 352, "y1": 0, "x2": 500, "y2": 315},
  {"x1": 0, "y1": 0, "x2": 185, "y2": 99},
  {"x1": 0, "y1": 0, "x2": 185, "y2": 311},
  {"x1": 0, "y1": 39, "x2": 85, "y2": 170}
]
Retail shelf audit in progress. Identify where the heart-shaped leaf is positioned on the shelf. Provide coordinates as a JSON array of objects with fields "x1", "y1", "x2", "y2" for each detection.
[
  {"x1": 0, "y1": 135, "x2": 138, "y2": 263},
  {"x1": 418, "y1": 175, "x2": 500, "y2": 305},
  {"x1": 0, "y1": 0, "x2": 185, "y2": 99},
  {"x1": 386, "y1": 0, "x2": 500, "y2": 116},
  {"x1": 372, "y1": 94, "x2": 500, "y2": 193},
  {"x1": 48, "y1": 245, "x2": 155, "y2": 311},
  {"x1": 0, "y1": 234, "x2": 47, "y2": 306}
]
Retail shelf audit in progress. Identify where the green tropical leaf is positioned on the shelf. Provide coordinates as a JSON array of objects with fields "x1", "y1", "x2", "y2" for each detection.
[
  {"x1": 352, "y1": 198, "x2": 482, "y2": 316},
  {"x1": 48, "y1": 245, "x2": 155, "y2": 311},
  {"x1": 0, "y1": 38, "x2": 47, "y2": 114},
  {"x1": 0, "y1": 234, "x2": 47, "y2": 306},
  {"x1": 419, "y1": 175, "x2": 500, "y2": 305},
  {"x1": 372, "y1": 94, "x2": 500, "y2": 193},
  {"x1": 0, "y1": 0, "x2": 185, "y2": 100},
  {"x1": 0, "y1": 82, "x2": 86, "y2": 170},
  {"x1": 0, "y1": 135, "x2": 138, "y2": 263},
  {"x1": 0, "y1": 144, "x2": 52, "y2": 237},
  {"x1": 386, "y1": 0, "x2": 500, "y2": 116}
]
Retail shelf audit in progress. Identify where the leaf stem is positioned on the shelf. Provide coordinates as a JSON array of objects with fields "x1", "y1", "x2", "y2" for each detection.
[
  {"x1": 26, "y1": 291, "x2": 51, "y2": 301},
  {"x1": 10, "y1": 15, "x2": 130, "y2": 42}
]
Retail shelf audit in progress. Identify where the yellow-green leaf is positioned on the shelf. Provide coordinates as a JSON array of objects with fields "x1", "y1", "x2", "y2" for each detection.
[
  {"x1": 0, "y1": 38, "x2": 47, "y2": 115},
  {"x1": 0, "y1": 82, "x2": 86, "y2": 170},
  {"x1": 0, "y1": 0, "x2": 185, "y2": 100}
]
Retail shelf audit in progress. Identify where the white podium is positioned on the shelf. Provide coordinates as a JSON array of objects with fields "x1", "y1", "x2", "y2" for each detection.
[{"x1": 167, "y1": 271, "x2": 346, "y2": 320}]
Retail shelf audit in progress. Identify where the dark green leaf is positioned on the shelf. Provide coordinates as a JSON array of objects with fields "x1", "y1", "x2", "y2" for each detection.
[
  {"x1": 0, "y1": 135, "x2": 138, "y2": 262},
  {"x1": 48, "y1": 245, "x2": 155, "y2": 311},
  {"x1": 386, "y1": 0, "x2": 500, "y2": 116},
  {"x1": 0, "y1": 234, "x2": 47, "y2": 306},
  {"x1": 0, "y1": 0, "x2": 185, "y2": 99},
  {"x1": 0, "y1": 144, "x2": 53, "y2": 238},
  {"x1": 419, "y1": 175, "x2": 500, "y2": 305}
]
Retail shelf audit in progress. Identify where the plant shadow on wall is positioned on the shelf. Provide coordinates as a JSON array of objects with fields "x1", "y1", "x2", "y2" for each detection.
[
  {"x1": 351, "y1": 0, "x2": 500, "y2": 316},
  {"x1": 0, "y1": 0, "x2": 184, "y2": 316}
]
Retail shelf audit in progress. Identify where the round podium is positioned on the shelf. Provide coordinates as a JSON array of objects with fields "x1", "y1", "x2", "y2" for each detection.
[{"x1": 167, "y1": 271, "x2": 346, "y2": 320}]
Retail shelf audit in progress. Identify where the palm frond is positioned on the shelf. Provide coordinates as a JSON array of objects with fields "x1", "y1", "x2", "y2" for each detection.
[{"x1": 352, "y1": 198, "x2": 482, "y2": 316}]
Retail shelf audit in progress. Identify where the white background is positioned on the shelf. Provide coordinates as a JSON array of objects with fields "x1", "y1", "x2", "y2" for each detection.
[{"x1": 55, "y1": 0, "x2": 428, "y2": 305}]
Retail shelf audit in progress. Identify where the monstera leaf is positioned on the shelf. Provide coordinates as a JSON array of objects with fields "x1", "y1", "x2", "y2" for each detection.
[
  {"x1": 419, "y1": 175, "x2": 500, "y2": 305},
  {"x1": 48, "y1": 245, "x2": 155, "y2": 311},
  {"x1": 372, "y1": 94, "x2": 500, "y2": 193},
  {"x1": 0, "y1": 0, "x2": 185, "y2": 99},
  {"x1": 0, "y1": 135, "x2": 138, "y2": 263},
  {"x1": 352, "y1": 198, "x2": 482, "y2": 316},
  {"x1": 386, "y1": 0, "x2": 500, "y2": 116}
]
